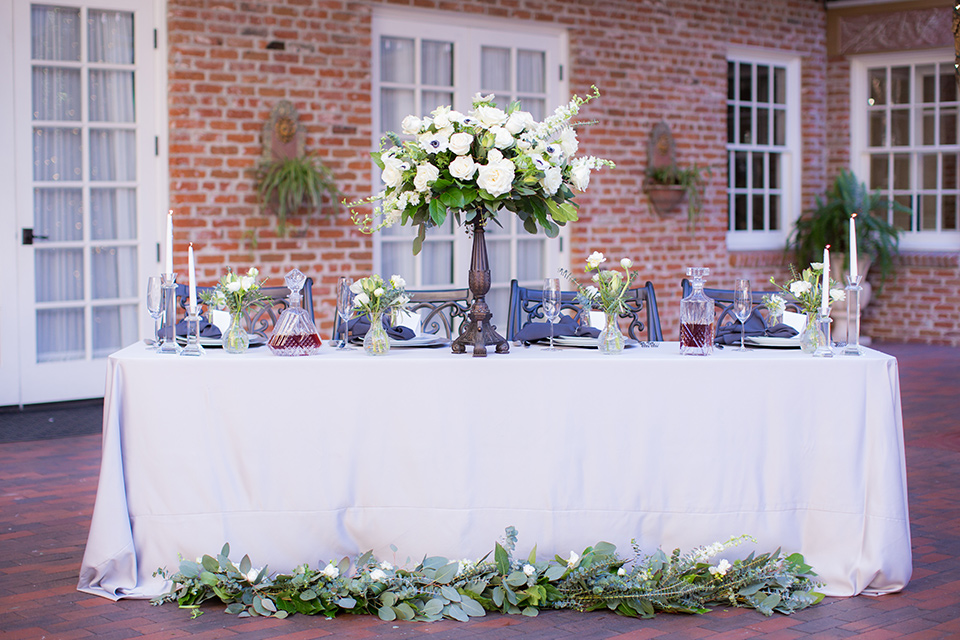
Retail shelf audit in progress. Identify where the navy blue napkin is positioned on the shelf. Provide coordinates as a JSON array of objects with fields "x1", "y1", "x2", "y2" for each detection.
[
  {"x1": 514, "y1": 315, "x2": 601, "y2": 343},
  {"x1": 175, "y1": 315, "x2": 222, "y2": 338},
  {"x1": 347, "y1": 315, "x2": 416, "y2": 341},
  {"x1": 715, "y1": 309, "x2": 798, "y2": 345}
]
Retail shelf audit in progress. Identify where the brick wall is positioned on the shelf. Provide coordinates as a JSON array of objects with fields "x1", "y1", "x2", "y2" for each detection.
[{"x1": 165, "y1": 0, "x2": 958, "y2": 346}]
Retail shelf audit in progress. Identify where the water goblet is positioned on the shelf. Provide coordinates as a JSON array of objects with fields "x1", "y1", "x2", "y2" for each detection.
[
  {"x1": 336, "y1": 276, "x2": 354, "y2": 349},
  {"x1": 146, "y1": 276, "x2": 162, "y2": 350},
  {"x1": 542, "y1": 278, "x2": 561, "y2": 351},
  {"x1": 732, "y1": 278, "x2": 752, "y2": 352}
]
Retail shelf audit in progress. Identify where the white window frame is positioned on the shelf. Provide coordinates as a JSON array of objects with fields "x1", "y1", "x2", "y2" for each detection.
[
  {"x1": 371, "y1": 8, "x2": 569, "y2": 302},
  {"x1": 850, "y1": 48, "x2": 960, "y2": 252},
  {"x1": 726, "y1": 46, "x2": 801, "y2": 252}
]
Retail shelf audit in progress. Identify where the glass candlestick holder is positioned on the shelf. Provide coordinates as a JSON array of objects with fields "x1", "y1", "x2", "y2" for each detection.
[
  {"x1": 813, "y1": 312, "x2": 833, "y2": 358},
  {"x1": 843, "y1": 274, "x2": 864, "y2": 356},
  {"x1": 180, "y1": 309, "x2": 204, "y2": 356},
  {"x1": 158, "y1": 273, "x2": 182, "y2": 355}
]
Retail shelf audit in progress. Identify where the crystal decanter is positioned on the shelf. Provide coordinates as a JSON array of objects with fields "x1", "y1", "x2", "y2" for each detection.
[
  {"x1": 679, "y1": 267, "x2": 715, "y2": 356},
  {"x1": 267, "y1": 269, "x2": 322, "y2": 356}
]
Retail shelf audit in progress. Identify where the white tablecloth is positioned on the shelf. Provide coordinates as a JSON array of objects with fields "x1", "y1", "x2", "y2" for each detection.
[{"x1": 78, "y1": 341, "x2": 911, "y2": 599}]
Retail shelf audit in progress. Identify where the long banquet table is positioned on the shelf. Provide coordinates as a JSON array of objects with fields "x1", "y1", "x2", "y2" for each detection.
[{"x1": 78, "y1": 341, "x2": 911, "y2": 600}]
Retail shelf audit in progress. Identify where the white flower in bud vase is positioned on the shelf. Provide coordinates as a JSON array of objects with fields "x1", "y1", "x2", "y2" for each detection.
[
  {"x1": 830, "y1": 288, "x2": 846, "y2": 302},
  {"x1": 354, "y1": 292, "x2": 370, "y2": 307},
  {"x1": 321, "y1": 563, "x2": 339, "y2": 579},
  {"x1": 586, "y1": 252, "x2": 606, "y2": 269},
  {"x1": 226, "y1": 280, "x2": 241, "y2": 293},
  {"x1": 585, "y1": 285, "x2": 599, "y2": 298},
  {"x1": 374, "y1": 287, "x2": 384, "y2": 298},
  {"x1": 390, "y1": 275, "x2": 406, "y2": 289},
  {"x1": 566, "y1": 551, "x2": 580, "y2": 568},
  {"x1": 349, "y1": 280, "x2": 363, "y2": 294},
  {"x1": 401, "y1": 115, "x2": 422, "y2": 135},
  {"x1": 592, "y1": 273, "x2": 600, "y2": 282},
  {"x1": 240, "y1": 275, "x2": 254, "y2": 290},
  {"x1": 810, "y1": 262, "x2": 823, "y2": 270},
  {"x1": 620, "y1": 258, "x2": 633, "y2": 269},
  {"x1": 448, "y1": 132, "x2": 473, "y2": 155},
  {"x1": 523, "y1": 564, "x2": 536, "y2": 577},
  {"x1": 790, "y1": 280, "x2": 812, "y2": 297},
  {"x1": 369, "y1": 568, "x2": 387, "y2": 582}
]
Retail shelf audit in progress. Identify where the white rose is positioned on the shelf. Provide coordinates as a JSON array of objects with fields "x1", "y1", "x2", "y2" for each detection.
[
  {"x1": 354, "y1": 292, "x2": 369, "y2": 307},
  {"x1": 413, "y1": 163, "x2": 440, "y2": 192},
  {"x1": 473, "y1": 104, "x2": 507, "y2": 128},
  {"x1": 449, "y1": 155, "x2": 478, "y2": 181},
  {"x1": 586, "y1": 251, "x2": 606, "y2": 269},
  {"x1": 830, "y1": 288, "x2": 846, "y2": 302},
  {"x1": 476, "y1": 149, "x2": 515, "y2": 197},
  {"x1": 523, "y1": 564, "x2": 536, "y2": 577},
  {"x1": 390, "y1": 275, "x2": 406, "y2": 289},
  {"x1": 381, "y1": 159, "x2": 405, "y2": 188},
  {"x1": 790, "y1": 281, "x2": 812, "y2": 296},
  {"x1": 491, "y1": 126, "x2": 514, "y2": 149},
  {"x1": 448, "y1": 132, "x2": 473, "y2": 155},
  {"x1": 349, "y1": 280, "x2": 363, "y2": 294},
  {"x1": 240, "y1": 276, "x2": 255, "y2": 290},
  {"x1": 247, "y1": 267, "x2": 258, "y2": 277},
  {"x1": 369, "y1": 568, "x2": 387, "y2": 582},
  {"x1": 621, "y1": 258, "x2": 633, "y2": 269},
  {"x1": 570, "y1": 159, "x2": 592, "y2": 191},
  {"x1": 321, "y1": 563, "x2": 339, "y2": 579},
  {"x1": 559, "y1": 127, "x2": 579, "y2": 157},
  {"x1": 810, "y1": 262, "x2": 824, "y2": 270},
  {"x1": 541, "y1": 166, "x2": 562, "y2": 196},
  {"x1": 374, "y1": 287, "x2": 384, "y2": 298},
  {"x1": 431, "y1": 105, "x2": 452, "y2": 129},
  {"x1": 505, "y1": 110, "x2": 534, "y2": 135},
  {"x1": 226, "y1": 280, "x2": 241, "y2": 293},
  {"x1": 419, "y1": 131, "x2": 448, "y2": 155},
  {"x1": 401, "y1": 115, "x2": 422, "y2": 135}
]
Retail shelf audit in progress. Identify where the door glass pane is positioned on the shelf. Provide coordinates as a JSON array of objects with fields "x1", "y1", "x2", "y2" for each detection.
[
  {"x1": 87, "y1": 10, "x2": 134, "y2": 64},
  {"x1": 517, "y1": 239, "x2": 543, "y2": 281},
  {"x1": 35, "y1": 248, "x2": 83, "y2": 302},
  {"x1": 890, "y1": 66, "x2": 910, "y2": 104},
  {"x1": 870, "y1": 155, "x2": 889, "y2": 189},
  {"x1": 33, "y1": 127, "x2": 82, "y2": 181},
  {"x1": 422, "y1": 90, "x2": 452, "y2": 115},
  {"x1": 920, "y1": 195, "x2": 937, "y2": 230},
  {"x1": 381, "y1": 37, "x2": 414, "y2": 83},
  {"x1": 893, "y1": 154, "x2": 911, "y2": 190},
  {"x1": 89, "y1": 129, "x2": 136, "y2": 181},
  {"x1": 32, "y1": 67, "x2": 81, "y2": 120},
  {"x1": 422, "y1": 40, "x2": 452, "y2": 87},
  {"x1": 921, "y1": 154, "x2": 938, "y2": 189},
  {"x1": 941, "y1": 109, "x2": 957, "y2": 145},
  {"x1": 91, "y1": 188, "x2": 137, "y2": 240},
  {"x1": 35, "y1": 188, "x2": 83, "y2": 241},
  {"x1": 92, "y1": 305, "x2": 137, "y2": 357},
  {"x1": 421, "y1": 242, "x2": 453, "y2": 286},
  {"x1": 381, "y1": 242, "x2": 415, "y2": 281},
  {"x1": 751, "y1": 154, "x2": 764, "y2": 188},
  {"x1": 517, "y1": 50, "x2": 544, "y2": 93},
  {"x1": 89, "y1": 70, "x2": 135, "y2": 122},
  {"x1": 869, "y1": 112, "x2": 886, "y2": 147},
  {"x1": 893, "y1": 195, "x2": 913, "y2": 229},
  {"x1": 517, "y1": 98, "x2": 545, "y2": 120},
  {"x1": 32, "y1": 5, "x2": 81, "y2": 61},
  {"x1": 486, "y1": 239, "x2": 510, "y2": 282},
  {"x1": 868, "y1": 68, "x2": 886, "y2": 105},
  {"x1": 381, "y1": 88, "x2": 414, "y2": 133},
  {"x1": 91, "y1": 246, "x2": 138, "y2": 299},
  {"x1": 37, "y1": 309, "x2": 84, "y2": 362},
  {"x1": 482, "y1": 46, "x2": 510, "y2": 92}
]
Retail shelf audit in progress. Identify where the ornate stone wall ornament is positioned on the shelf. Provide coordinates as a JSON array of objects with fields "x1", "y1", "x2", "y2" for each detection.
[{"x1": 261, "y1": 100, "x2": 306, "y2": 161}]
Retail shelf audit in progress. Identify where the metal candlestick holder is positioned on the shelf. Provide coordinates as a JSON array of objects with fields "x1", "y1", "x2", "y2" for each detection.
[
  {"x1": 813, "y1": 311, "x2": 833, "y2": 358},
  {"x1": 180, "y1": 309, "x2": 204, "y2": 356},
  {"x1": 158, "y1": 273, "x2": 182, "y2": 355},
  {"x1": 843, "y1": 274, "x2": 864, "y2": 356}
]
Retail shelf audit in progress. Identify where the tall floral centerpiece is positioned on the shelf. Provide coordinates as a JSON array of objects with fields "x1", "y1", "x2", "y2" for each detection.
[
  {"x1": 770, "y1": 264, "x2": 844, "y2": 353},
  {"x1": 349, "y1": 88, "x2": 614, "y2": 357},
  {"x1": 201, "y1": 268, "x2": 268, "y2": 353},
  {"x1": 349, "y1": 274, "x2": 409, "y2": 356},
  {"x1": 563, "y1": 252, "x2": 636, "y2": 355}
]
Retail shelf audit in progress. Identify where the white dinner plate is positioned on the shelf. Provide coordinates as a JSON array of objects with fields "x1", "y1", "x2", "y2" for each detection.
[
  {"x1": 552, "y1": 335, "x2": 639, "y2": 348},
  {"x1": 349, "y1": 335, "x2": 450, "y2": 348},
  {"x1": 176, "y1": 334, "x2": 267, "y2": 348},
  {"x1": 744, "y1": 335, "x2": 801, "y2": 349}
]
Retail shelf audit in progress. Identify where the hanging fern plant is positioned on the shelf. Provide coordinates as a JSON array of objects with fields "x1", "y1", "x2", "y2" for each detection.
[{"x1": 256, "y1": 154, "x2": 341, "y2": 235}]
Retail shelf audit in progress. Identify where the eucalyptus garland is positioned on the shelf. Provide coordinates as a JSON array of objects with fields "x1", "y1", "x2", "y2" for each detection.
[{"x1": 152, "y1": 528, "x2": 823, "y2": 621}]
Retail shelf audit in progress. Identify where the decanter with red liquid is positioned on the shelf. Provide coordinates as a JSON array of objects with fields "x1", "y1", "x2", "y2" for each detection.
[
  {"x1": 267, "y1": 269, "x2": 323, "y2": 356},
  {"x1": 679, "y1": 267, "x2": 715, "y2": 356}
]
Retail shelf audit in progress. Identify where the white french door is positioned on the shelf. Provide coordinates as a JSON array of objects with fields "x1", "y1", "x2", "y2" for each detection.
[
  {"x1": 1, "y1": 0, "x2": 160, "y2": 405},
  {"x1": 372, "y1": 10, "x2": 569, "y2": 323}
]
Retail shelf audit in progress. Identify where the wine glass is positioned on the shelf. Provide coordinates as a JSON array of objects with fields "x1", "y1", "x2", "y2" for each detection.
[
  {"x1": 732, "y1": 279, "x2": 752, "y2": 352},
  {"x1": 542, "y1": 278, "x2": 561, "y2": 351},
  {"x1": 146, "y1": 276, "x2": 162, "y2": 350},
  {"x1": 336, "y1": 277, "x2": 354, "y2": 349}
]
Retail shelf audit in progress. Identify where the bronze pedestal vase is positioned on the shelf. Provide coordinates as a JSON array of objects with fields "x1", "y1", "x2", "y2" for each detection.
[{"x1": 451, "y1": 219, "x2": 510, "y2": 357}]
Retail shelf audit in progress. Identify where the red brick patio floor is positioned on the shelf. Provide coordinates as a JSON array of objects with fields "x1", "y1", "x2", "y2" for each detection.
[{"x1": 2, "y1": 342, "x2": 959, "y2": 639}]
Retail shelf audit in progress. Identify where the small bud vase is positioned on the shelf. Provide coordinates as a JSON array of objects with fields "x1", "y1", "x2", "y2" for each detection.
[
  {"x1": 363, "y1": 311, "x2": 390, "y2": 356},
  {"x1": 798, "y1": 312, "x2": 821, "y2": 354},
  {"x1": 222, "y1": 311, "x2": 249, "y2": 354},
  {"x1": 598, "y1": 311, "x2": 625, "y2": 355}
]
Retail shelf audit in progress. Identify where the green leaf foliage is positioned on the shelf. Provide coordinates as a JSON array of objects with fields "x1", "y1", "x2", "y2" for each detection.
[{"x1": 255, "y1": 153, "x2": 342, "y2": 235}]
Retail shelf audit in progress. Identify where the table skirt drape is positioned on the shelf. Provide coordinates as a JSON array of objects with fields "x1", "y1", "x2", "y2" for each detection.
[{"x1": 78, "y1": 342, "x2": 911, "y2": 599}]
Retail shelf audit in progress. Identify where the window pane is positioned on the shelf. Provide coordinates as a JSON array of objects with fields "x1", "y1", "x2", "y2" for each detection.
[
  {"x1": 88, "y1": 70, "x2": 135, "y2": 122},
  {"x1": 734, "y1": 194, "x2": 747, "y2": 230},
  {"x1": 769, "y1": 194, "x2": 780, "y2": 230},
  {"x1": 33, "y1": 127, "x2": 82, "y2": 181},
  {"x1": 422, "y1": 40, "x2": 453, "y2": 87},
  {"x1": 517, "y1": 97, "x2": 545, "y2": 120},
  {"x1": 893, "y1": 154, "x2": 911, "y2": 190},
  {"x1": 921, "y1": 110, "x2": 935, "y2": 146},
  {"x1": 751, "y1": 153, "x2": 764, "y2": 188},
  {"x1": 32, "y1": 66, "x2": 81, "y2": 121},
  {"x1": 869, "y1": 111, "x2": 886, "y2": 147},
  {"x1": 486, "y1": 239, "x2": 510, "y2": 284},
  {"x1": 739, "y1": 106, "x2": 751, "y2": 144},
  {"x1": 920, "y1": 65, "x2": 936, "y2": 103},
  {"x1": 421, "y1": 241, "x2": 453, "y2": 286},
  {"x1": 91, "y1": 246, "x2": 138, "y2": 299},
  {"x1": 421, "y1": 90, "x2": 452, "y2": 115},
  {"x1": 381, "y1": 241, "x2": 415, "y2": 281},
  {"x1": 941, "y1": 66, "x2": 957, "y2": 103},
  {"x1": 893, "y1": 195, "x2": 913, "y2": 229},
  {"x1": 380, "y1": 37, "x2": 415, "y2": 83},
  {"x1": 381, "y1": 88, "x2": 414, "y2": 133},
  {"x1": 941, "y1": 109, "x2": 957, "y2": 145},
  {"x1": 727, "y1": 61, "x2": 735, "y2": 100},
  {"x1": 517, "y1": 50, "x2": 545, "y2": 93},
  {"x1": 91, "y1": 188, "x2": 137, "y2": 240},
  {"x1": 756, "y1": 107, "x2": 769, "y2": 145},
  {"x1": 943, "y1": 194, "x2": 958, "y2": 230},
  {"x1": 35, "y1": 188, "x2": 83, "y2": 241},
  {"x1": 87, "y1": 10, "x2": 135, "y2": 64},
  {"x1": 482, "y1": 46, "x2": 511, "y2": 92},
  {"x1": 890, "y1": 66, "x2": 910, "y2": 104},
  {"x1": 773, "y1": 108, "x2": 785, "y2": 146},
  {"x1": 890, "y1": 109, "x2": 909, "y2": 146},
  {"x1": 868, "y1": 68, "x2": 886, "y2": 106},
  {"x1": 769, "y1": 153, "x2": 780, "y2": 188},
  {"x1": 517, "y1": 239, "x2": 543, "y2": 281},
  {"x1": 752, "y1": 194, "x2": 764, "y2": 231},
  {"x1": 734, "y1": 151, "x2": 747, "y2": 188},
  {"x1": 37, "y1": 309, "x2": 84, "y2": 362},
  {"x1": 32, "y1": 5, "x2": 81, "y2": 61},
  {"x1": 869, "y1": 155, "x2": 888, "y2": 189},
  {"x1": 89, "y1": 129, "x2": 136, "y2": 181},
  {"x1": 35, "y1": 248, "x2": 83, "y2": 302},
  {"x1": 739, "y1": 62, "x2": 751, "y2": 101},
  {"x1": 920, "y1": 194, "x2": 937, "y2": 230},
  {"x1": 921, "y1": 154, "x2": 938, "y2": 190},
  {"x1": 773, "y1": 66, "x2": 786, "y2": 104},
  {"x1": 92, "y1": 304, "x2": 137, "y2": 358},
  {"x1": 726, "y1": 104, "x2": 734, "y2": 143},
  {"x1": 943, "y1": 153, "x2": 958, "y2": 189},
  {"x1": 757, "y1": 65, "x2": 769, "y2": 103}
]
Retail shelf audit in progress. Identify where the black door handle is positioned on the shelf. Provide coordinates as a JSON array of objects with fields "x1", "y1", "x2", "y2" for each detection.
[{"x1": 22, "y1": 228, "x2": 49, "y2": 245}]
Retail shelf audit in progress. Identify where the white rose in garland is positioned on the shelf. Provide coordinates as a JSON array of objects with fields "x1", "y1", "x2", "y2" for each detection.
[{"x1": 348, "y1": 87, "x2": 615, "y2": 255}]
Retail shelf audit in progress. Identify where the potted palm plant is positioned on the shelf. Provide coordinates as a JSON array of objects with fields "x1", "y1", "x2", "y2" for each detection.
[{"x1": 256, "y1": 153, "x2": 341, "y2": 235}]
